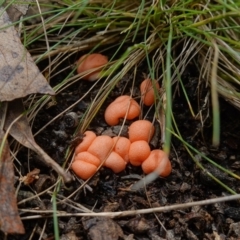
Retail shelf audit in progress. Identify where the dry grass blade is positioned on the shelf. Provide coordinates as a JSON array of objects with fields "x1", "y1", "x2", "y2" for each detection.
[{"x1": 20, "y1": 194, "x2": 240, "y2": 220}]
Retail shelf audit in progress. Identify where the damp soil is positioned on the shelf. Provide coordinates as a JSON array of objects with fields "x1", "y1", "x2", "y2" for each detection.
[{"x1": 4, "y1": 60, "x2": 240, "y2": 240}]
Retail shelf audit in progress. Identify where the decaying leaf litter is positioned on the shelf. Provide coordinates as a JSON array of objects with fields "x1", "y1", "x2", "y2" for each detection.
[
  {"x1": 0, "y1": 4, "x2": 70, "y2": 235},
  {"x1": 1, "y1": 1, "x2": 240, "y2": 239}
]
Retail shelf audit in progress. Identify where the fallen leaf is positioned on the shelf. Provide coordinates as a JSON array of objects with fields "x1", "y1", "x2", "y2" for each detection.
[
  {"x1": 0, "y1": 129, "x2": 25, "y2": 234},
  {"x1": 0, "y1": 7, "x2": 55, "y2": 101},
  {"x1": 7, "y1": 0, "x2": 33, "y2": 15},
  {"x1": 1, "y1": 100, "x2": 72, "y2": 183},
  {"x1": 5, "y1": 0, "x2": 34, "y2": 22}
]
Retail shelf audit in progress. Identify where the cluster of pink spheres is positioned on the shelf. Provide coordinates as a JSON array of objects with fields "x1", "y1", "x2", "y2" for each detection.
[{"x1": 71, "y1": 53, "x2": 171, "y2": 180}]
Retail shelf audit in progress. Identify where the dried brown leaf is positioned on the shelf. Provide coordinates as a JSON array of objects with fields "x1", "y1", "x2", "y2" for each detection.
[
  {"x1": 0, "y1": 7, "x2": 55, "y2": 101},
  {"x1": 1, "y1": 100, "x2": 72, "y2": 183},
  {"x1": 7, "y1": 0, "x2": 33, "y2": 15},
  {"x1": 0, "y1": 129, "x2": 25, "y2": 234},
  {"x1": 5, "y1": 0, "x2": 34, "y2": 22}
]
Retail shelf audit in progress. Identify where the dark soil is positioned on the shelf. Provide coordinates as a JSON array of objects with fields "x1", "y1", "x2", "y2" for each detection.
[{"x1": 3, "y1": 59, "x2": 240, "y2": 240}]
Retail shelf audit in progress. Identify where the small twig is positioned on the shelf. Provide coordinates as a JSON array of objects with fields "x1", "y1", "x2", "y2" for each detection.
[
  {"x1": 21, "y1": 194, "x2": 240, "y2": 220},
  {"x1": 33, "y1": 143, "x2": 72, "y2": 183}
]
